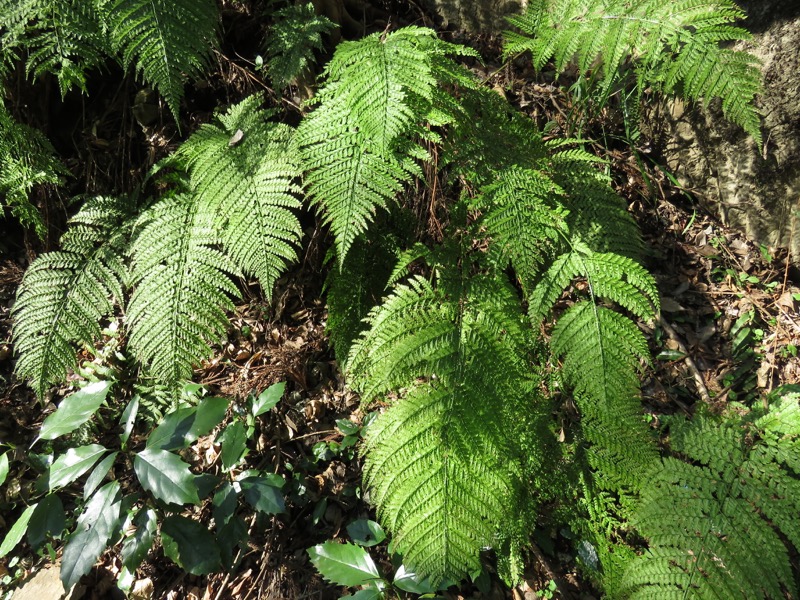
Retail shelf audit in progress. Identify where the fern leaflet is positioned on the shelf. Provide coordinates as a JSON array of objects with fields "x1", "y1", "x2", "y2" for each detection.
[
  {"x1": 127, "y1": 192, "x2": 238, "y2": 388},
  {"x1": 349, "y1": 264, "x2": 540, "y2": 583},
  {"x1": 505, "y1": 0, "x2": 762, "y2": 142}
]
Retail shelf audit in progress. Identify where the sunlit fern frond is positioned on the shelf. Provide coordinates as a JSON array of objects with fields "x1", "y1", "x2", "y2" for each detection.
[
  {"x1": 349, "y1": 263, "x2": 540, "y2": 583},
  {"x1": 12, "y1": 195, "x2": 133, "y2": 398},
  {"x1": 126, "y1": 192, "x2": 238, "y2": 387},
  {"x1": 505, "y1": 0, "x2": 762, "y2": 142},
  {"x1": 623, "y1": 396, "x2": 800, "y2": 598},
  {"x1": 178, "y1": 95, "x2": 303, "y2": 295}
]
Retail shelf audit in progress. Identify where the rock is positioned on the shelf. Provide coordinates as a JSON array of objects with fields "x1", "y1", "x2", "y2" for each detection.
[{"x1": 642, "y1": 1, "x2": 800, "y2": 264}]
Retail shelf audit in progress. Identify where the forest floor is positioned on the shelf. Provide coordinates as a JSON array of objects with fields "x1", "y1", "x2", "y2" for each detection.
[{"x1": 1, "y1": 3, "x2": 800, "y2": 599}]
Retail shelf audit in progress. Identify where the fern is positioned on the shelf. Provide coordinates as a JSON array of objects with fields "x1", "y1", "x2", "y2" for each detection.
[
  {"x1": 0, "y1": 0, "x2": 108, "y2": 95},
  {"x1": 297, "y1": 27, "x2": 476, "y2": 263},
  {"x1": 264, "y1": 2, "x2": 334, "y2": 90},
  {"x1": 622, "y1": 396, "x2": 800, "y2": 598},
  {"x1": 126, "y1": 191, "x2": 238, "y2": 388},
  {"x1": 12, "y1": 195, "x2": 132, "y2": 398},
  {"x1": 0, "y1": 102, "x2": 67, "y2": 238},
  {"x1": 349, "y1": 259, "x2": 541, "y2": 583},
  {"x1": 505, "y1": 0, "x2": 762, "y2": 142},
  {"x1": 106, "y1": 0, "x2": 219, "y2": 120},
  {"x1": 178, "y1": 95, "x2": 303, "y2": 295}
]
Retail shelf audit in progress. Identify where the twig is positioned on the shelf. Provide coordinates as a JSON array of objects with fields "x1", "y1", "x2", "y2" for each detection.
[
  {"x1": 529, "y1": 542, "x2": 572, "y2": 599},
  {"x1": 658, "y1": 316, "x2": 712, "y2": 404}
]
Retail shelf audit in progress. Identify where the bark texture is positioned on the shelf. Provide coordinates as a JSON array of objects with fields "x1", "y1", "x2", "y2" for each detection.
[
  {"x1": 643, "y1": 1, "x2": 800, "y2": 262},
  {"x1": 423, "y1": 0, "x2": 526, "y2": 32}
]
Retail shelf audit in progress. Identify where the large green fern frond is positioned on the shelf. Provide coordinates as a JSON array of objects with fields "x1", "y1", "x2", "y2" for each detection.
[
  {"x1": 350, "y1": 265, "x2": 540, "y2": 582},
  {"x1": 551, "y1": 301, "x2": 657, "y2": 487},
  {"x1": 505, "y1": 0, "x2": 762, "y2": 142},
  {"x1": 107, "y1": 0, "x2": 219, "y2": 120},
  {"x1": 0, "y1": 102, "x2": 67, "y2": 238},
  {"x1": 178, "y1": 95, "x2": 302, "y2": 295},
  {"x1": 126, "y1": 192, "x2": 238, "y2": 387},
  {"x1": 297, "y1": 27, "x2": 476, "y2": 263},
  {"x1": 12, "y1": 195, "x2": 132, "y2": 398},
  {"x1": 622, "y1": 396, "x2": 800, "y2": 598}
]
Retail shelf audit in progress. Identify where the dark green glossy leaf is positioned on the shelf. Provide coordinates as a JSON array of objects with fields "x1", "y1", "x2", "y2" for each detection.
[
  {"x1": 122, "y1": 508, "x2": 157, "y2": 572},
  {"x1": 342, "y1": 588, "x2": 385, "y2": 600},
  {"x1": 83, "y1": 452, "x2": 118, "y2": 500},
  {"x1": 219, "y1": 421, "x2": 248, "y2": 471},
  {"x1": 240, "y1": 475, "x2": 285, "y2": 515},
  {"x1": 147, "y1": 396, "x2": 229, "y2": 451},
  {"x1": 119, "y1": 396, "x2": 140, "y2": 448},
  {"x1": 252, "y1": 381, "x2": 285, "y2": 417},
  {"x1": 308, "y1": 541, "x2": 380, "y2": 587},
  {"x1": 39, "y1": 381, "x2": 112, "y2": 441},
  {"x1": 133, "y1": 448, "x2": 200, "y2": 505},
  {"x1": 49, "y1": 444, "x2": 107, "y2": 490},
  {"x1": 213, "y1": 482, "x2": 238, "y2": 526},
  {"x1": 0, "y1": 504, "x2": 37, "y2": 558},
  {"x1": 347, "y1": 519, "x2": 386, "y2": 547},
  {"x1": 61, "y1": 481, "x2": 122, "y2": 589},
  {"x1": 27, "y1": 494, "x2": 65, "y2": 549},
  {"x1": 393, "y1": 564, "x2": 442, "y2": 594},
  {"x1": 161, "y1": 515, "x2": 222, "y2": 575},
  {"x1": 217, "y1": 515, "x2": 248, "y2": 568},
  {"x1": 0, "y1": 452, "x2": 9, "y2": 488}
]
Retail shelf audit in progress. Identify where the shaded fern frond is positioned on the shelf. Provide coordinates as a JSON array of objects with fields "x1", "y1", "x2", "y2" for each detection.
[
  {"x1": 127, "y1": 192, "x2": 238, "y2": 387},
  {"x1": 0, "y1": 102, "x2": 67, "y2": 238},
  {"x1": 622, "y1": 397, "x2": 800, "y2": 598},
  {"x1": 350, "y1": 266, "x2": 539, "y2": 582},
  {"x1": 264, "y1": 2, "x2": 334, "y2": 90},
  {"x1": 473, "y1": 167, "x2": 568, "y2": 293},
  {"x1": 12, "y1": 195, "x2": 133, "y2": 398},
  {"x1": 505, "y1": 0, "x2": 762, "y2": 142},
  {"x1": 552, "y1": 301, "x2": 657, "y2": 488},
  {"x1": 107, "y1": 0, "x2": 219, "y2": 120},
  {"x1": 0, "y1": 0, "x2": 108, "y2": 95},
  {"x1": 298, "y1": 27, "x2": 476, "y2": 262},
  {"x1": 178, "y1": 95, "x2": 302, "y2": 295}
]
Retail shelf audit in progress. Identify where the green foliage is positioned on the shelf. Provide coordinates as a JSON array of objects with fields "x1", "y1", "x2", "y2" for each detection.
[
  {"x1": 178, "y1": 95, "x2": 303, "y2": 294},
  {"x1": 0, "y1": 102, "x2": 67, "y2": 237},
  {"x1": 106, "y1": 0, "x2": 219, "y2": 120},
  {"x1": 264, "y1": 2, "x2": 335, "y2": 90},
  {"x1": 505, "y1": 0, "x2": 763, "y2": 142},
  {"x1": 127, "y1": 191, "x2": 238, "y2": 387},
  {"x1": 349, "y1": 254, "x2": 543, "y2": 582},
  {"x1": 12, "y1": 195, "x2": 131, "y2": 398},
  {"x1": 297, "y1": 27, "x2": 477, "y2": 263},
  {"x1": 0, "y1": 0, "x2": 108, "y2": 95},
  {"x1": 622, "y1": 395, "x2": 800, "y2": 598}
]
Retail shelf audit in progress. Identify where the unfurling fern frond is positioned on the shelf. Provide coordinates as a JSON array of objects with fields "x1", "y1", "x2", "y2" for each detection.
[
  {"x1": 264, "y1": 2, "x2": 335, "y2": 90},
  {"x1": 505, "y1": 0, "x2": 762, "y2": 142},
  {"x1": 127, "y1": 192, "x2": 238, "y2": 388},
  {"x1": 12, "y1": 195, "x2": 132, "y2": 398},
  {"x1": 349, "y1": 265, "x2": 540, "y2": 583},
  {"x1": 0, "y1": 102, "x2": 67, "y2": 238},
  {"x1": 297, "y1": 27, "x2": 476, "y2": 263},
  {"x1": 622, "y1": 396, "x2": 800, "y2": 599},
  {"x1": 107, "y1": 0, "x2": 219, "y2": 120},
  {"x1": 178, "y1": 95, "x2": 302, "y2": 295}
]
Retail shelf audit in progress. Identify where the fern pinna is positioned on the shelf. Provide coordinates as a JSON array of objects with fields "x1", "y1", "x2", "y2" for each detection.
[
  {"x1": 622, "y1": 394, "x2": 800, "y2": 598},
  {"x1": 505, "y1": 0, "x2": 762, "y2": 142}
]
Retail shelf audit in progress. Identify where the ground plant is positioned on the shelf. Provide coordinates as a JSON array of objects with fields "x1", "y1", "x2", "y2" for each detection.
[{"x1": 1, "y1": 1, "x2": 798, "y2": 598}]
